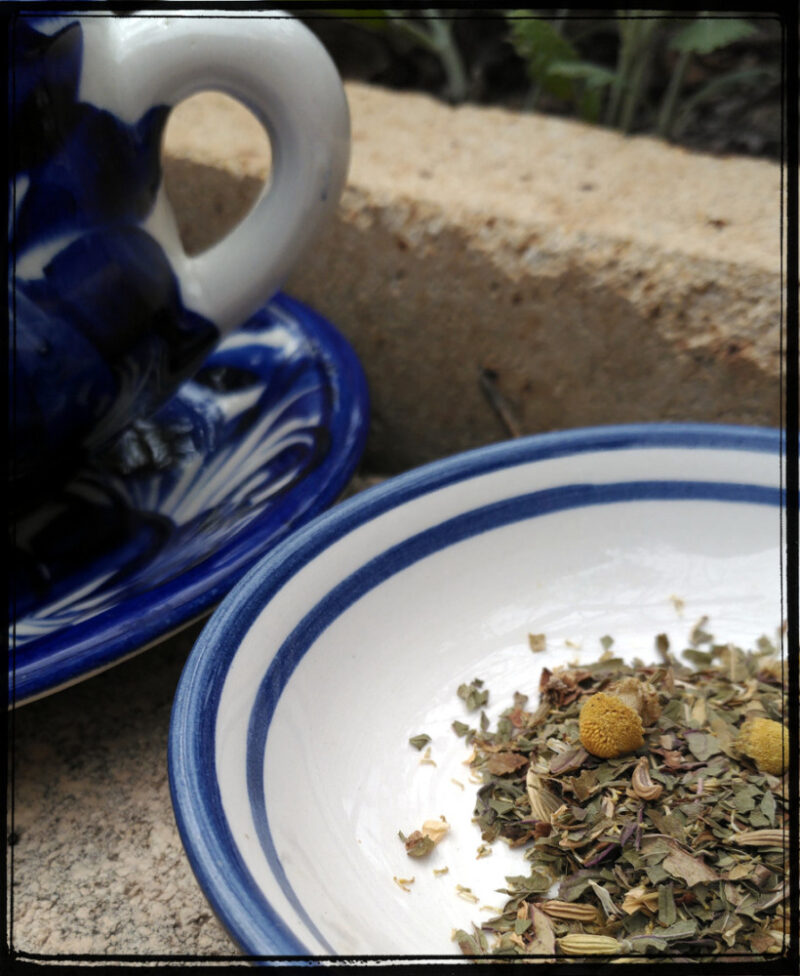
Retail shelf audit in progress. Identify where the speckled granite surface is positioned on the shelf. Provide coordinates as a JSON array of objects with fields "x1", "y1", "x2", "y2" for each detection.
[
  {"x1": 7, "y1": 475, "x2": 384, "y2": 962},
  {"x1": 7, "y1": 619, "x2": 244, "y2": 961}
]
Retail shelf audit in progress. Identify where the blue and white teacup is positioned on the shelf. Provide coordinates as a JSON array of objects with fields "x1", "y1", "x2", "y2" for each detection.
[{"x1": 9, "y1": 12, "x2": 350, "y2": 502}]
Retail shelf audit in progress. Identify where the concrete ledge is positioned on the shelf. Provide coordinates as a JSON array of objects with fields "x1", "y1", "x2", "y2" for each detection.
[{"x1": 163, "y1": 84, "x2": 783, "y2": 472}]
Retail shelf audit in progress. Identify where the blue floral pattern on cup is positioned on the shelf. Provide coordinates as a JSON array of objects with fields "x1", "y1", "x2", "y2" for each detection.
[{"x1": 10, "y1": 17, "x2": 219, "y2": 494}]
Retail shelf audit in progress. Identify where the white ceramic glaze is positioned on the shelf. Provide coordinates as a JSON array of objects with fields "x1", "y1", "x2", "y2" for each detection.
[
  {"x1": 81, "y1": 12, "x2": 350, "y2": 332},
  {"x1": 169, "y1": 424, "x2": 787, "y2": 958}
]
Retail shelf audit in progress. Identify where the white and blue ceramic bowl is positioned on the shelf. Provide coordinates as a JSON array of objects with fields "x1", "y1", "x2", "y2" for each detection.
[{"x1": 168, "y1": 423, "x2": 787, "y2": 959}]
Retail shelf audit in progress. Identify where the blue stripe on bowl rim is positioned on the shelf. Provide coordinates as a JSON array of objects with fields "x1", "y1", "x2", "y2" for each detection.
[
  {"x1": 9, "y1": 292, "x2": 370, "y2": 705},
  {"x1": 168, "y1": 422, "x2": 784, "y2": 959}
]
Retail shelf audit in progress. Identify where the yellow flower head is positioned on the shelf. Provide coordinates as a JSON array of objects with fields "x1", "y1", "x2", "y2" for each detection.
[
  {"x1": 737, "y1": 717, "x2": 789, "y2": 776},
  {"x1": 579, "y1": 692, "x2": 644, "y2": 759}
]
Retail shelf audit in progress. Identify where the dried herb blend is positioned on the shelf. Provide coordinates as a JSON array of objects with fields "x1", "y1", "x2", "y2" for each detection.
[{"x1": 452, "y1": 630, "x2": 790, "y2": 959}]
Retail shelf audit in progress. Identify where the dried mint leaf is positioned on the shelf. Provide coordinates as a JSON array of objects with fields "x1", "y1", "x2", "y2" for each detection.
[
  {"x1": 458, "y1": 678, "x2": 489, "y2": 712},
  {"x1": 685, "y1": 731, "x2": 723, "y2": 761},
  {"x1": 400, "y1": 830, "x2": 435, "y2": 858},
  {"x1": 486, "y1": 752, "x2": 529, "y2": 775}
]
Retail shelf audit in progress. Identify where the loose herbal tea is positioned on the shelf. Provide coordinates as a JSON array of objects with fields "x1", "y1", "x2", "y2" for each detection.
[
  {"x1": 399, "y1": 817, "x2": 450, "y2": 858},
  {"x1": 452, "y1": 627, "x2": 790, "y2": 959}
]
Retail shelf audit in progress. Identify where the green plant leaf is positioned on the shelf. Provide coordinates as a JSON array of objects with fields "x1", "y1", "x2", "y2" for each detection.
[
  {"x1": 506, "y1": 15, "x2": 580, "y2": 101},
  {"x1": 547, "y1": 60, "x2": 617, "y2": 90},
  {"x1": 669, "y1": 17, "x2": 757, "y2": 55},
  {"x1": 546, "y1": 60, "x2": 617, "y2": 123}
]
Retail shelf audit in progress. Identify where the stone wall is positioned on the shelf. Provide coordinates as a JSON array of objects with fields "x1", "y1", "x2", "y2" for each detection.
[{"x1": 163, "y1": 83, "x2": 783, "y2": 473}]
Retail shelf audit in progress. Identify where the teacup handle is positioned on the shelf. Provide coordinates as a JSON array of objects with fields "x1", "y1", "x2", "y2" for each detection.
[{"x1": 108, "y1": 14, "x2": 350, "y2": 333}]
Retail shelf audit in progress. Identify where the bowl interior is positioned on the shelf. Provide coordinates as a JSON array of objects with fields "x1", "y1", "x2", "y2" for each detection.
[{"x1": 171, "y1": 426, "x2": 784, "y2": 957}]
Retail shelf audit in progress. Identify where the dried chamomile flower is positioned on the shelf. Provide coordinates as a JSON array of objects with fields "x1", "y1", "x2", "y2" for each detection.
[
  {"x1": 737, "y1": 717, "x2": 789, "y2": 775},
  {"x1": 606, "y1": 675, "x2": 662, "y2": 726},
  {"x1": 578, "y1": 692, "x2": 644, "y2": 758}
]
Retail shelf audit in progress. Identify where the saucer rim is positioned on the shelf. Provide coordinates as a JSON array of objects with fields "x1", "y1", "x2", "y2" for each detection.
[{"x1": 9, "y1": 291, "x2": 369, "y2": 706}]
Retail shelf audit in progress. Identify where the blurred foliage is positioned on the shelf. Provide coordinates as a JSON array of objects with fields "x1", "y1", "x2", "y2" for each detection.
[
  {"x1": 327, "y1": 8, "x2": 469, "y2": 101},
  {"x1": 300, "y1": 8, "x2": 782, "y2": 154},
  {"x1": 506, "y1": 17, "x2": 617, "y2": 121}
]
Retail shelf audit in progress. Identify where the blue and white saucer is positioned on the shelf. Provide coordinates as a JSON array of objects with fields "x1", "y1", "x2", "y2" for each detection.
[{"x1": 9, "y1": 292, "x2": 369, "y2": 705}]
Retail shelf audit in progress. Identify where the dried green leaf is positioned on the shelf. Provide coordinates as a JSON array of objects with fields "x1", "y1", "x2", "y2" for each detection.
[
  {"x1": 685, "y1": 731, "x2": 723, "y2": 761},
  {"x1": 507, "y1": 871, "x2": 553, "y2": 895},
  {"x1": 648, "y1": 809, "x2": 685, "y2": 842},
  {"x1": 760, "y1": 789, "x2": 777, "y2": 825},
  {"x1": 401, "y1": 830, "x2": 435, "y2": 858},
  {"x1": 658, "y1": 883, "x2": 677, "y2": 927},
  {"x1": 682, "y1": 648, "x2": 713, "y2": 668},
  {"x1": 458, "y1": 679, "x2": 489, "y2": 712},
  {"x1": 587, "y1": 880, "x2": 622, "y2": 919},
  {"x1": 558, "y1": 874, "x2": 594, "y2": 902},
  {"x1": 645, "y1": 863, "x2": 670, "y2": 885},
  {"x1": 733, "y1": 786, "x2": 758, "y2": 813},
  {"x1": 489, "y1": 797, "x2": 515, "y2": 816},
  {"x1": 565, "y1": 767, "x2": 598, "y2": 802},
  {"x1": 486, "y1": 752, "x2": 529, "y2": 776},
  {"x1": 550, "y1": 746, "x2": 590, "y2": 775},
  {"x1": 453, "y1": 927, "x2": 487, "y2": 956},
  {"x1": 408, "y1": 734, "x2": 431, "y2": 751},
  {"x1": 655, "y1": 918, "x2": 699, "y2": 941},
  {"x1": 514, "y1": 917, "x2": 532, "y2": 935},
  {"x1": 527, "y1": 903, "x2": 557, "y2": 956},
  {"x1": 662, "y1": 844, "x2": 720, "y2": 886},
  {"x1": 689, "y1": 616, "x2": 713, "y2": 645},
  {"x1": 496, "y1": 717, "x2": 513, "y2": 741}
]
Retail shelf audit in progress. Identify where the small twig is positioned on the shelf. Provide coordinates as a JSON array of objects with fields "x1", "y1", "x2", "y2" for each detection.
[{"x1": 479, "y1": 368, "x2": 523, "y2": 438}]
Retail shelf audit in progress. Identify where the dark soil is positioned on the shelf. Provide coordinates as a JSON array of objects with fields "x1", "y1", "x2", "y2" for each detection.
[{"x1": 301, "y1": 11, "x2": 784, "y2": 162}]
